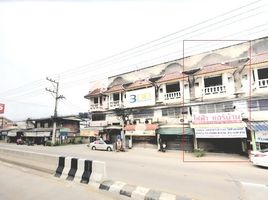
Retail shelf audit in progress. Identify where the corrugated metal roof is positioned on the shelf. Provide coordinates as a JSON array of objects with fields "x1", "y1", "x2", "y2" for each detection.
[{"x1": 246, "y1": 121, "x2": 268, "y2": 132}]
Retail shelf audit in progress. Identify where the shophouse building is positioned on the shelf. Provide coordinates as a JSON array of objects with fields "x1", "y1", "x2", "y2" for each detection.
[{"x1": 84, "y1": 36, "x2": 268, "y2": 153}]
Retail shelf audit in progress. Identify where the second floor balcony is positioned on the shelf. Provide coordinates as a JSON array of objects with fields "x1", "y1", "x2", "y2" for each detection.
[
  {"x1": 203, "y1": 85, "x2": 226, "y2": 96},
  {"x1": 109, "y1": 100, "x2": 124, "y2": 109},
  {"x1": 90, "y1": 104, "x2": 106, "y2": 111},
  {"x1": 163, "y1": 91, "x2": 182, "y2": 104}
]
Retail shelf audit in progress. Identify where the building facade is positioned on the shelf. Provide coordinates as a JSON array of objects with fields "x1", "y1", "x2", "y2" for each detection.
[{"x1": 84, "y1": 37, "x2": 268, "y2": 153}]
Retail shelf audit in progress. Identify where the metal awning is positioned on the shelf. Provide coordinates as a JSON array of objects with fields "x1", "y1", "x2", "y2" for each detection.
[
  {"x1": 246, "y1": 121, "x2": 268, "y2": 132},
  {"x1": 7, "y1": 131, "x2": 17, "y2": 137},
  {"x1": 24, "y1": 132, "x2": 51, "y2": 137},
  {"x1": 190, "y1": 122, "x2": 246, "y2": 128},
  {"x1": 157, "y1": 127, "x2": 193, "y2": 135},
  {"x1": 247, "y1": 121, "x2": 268, "y2": 143}
]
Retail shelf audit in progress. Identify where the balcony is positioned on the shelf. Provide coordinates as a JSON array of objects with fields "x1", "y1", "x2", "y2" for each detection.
[
  {"x1": 109, "y1": 100, "x2": 123, "y2": 109},
  {"x1": 90, "y1": 104, "x2": 106, "y2": 111},
  {"x1": 204, "y1": 85, "x2": 226, "y2": 96},
  {"x1": 258, "y1": 78, "x2": 268, "y2": 88},
  {"x1": 163, "y1": 91, "x2": 182, "y2": 104}
]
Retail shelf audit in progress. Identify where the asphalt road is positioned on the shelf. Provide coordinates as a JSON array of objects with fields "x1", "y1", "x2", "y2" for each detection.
[
  {"x1": 0, "y1": 160, "x2": 117, "y2": 200},
  {"x1": 0, "y1": 142, "x2": 268, "y2": 200}
]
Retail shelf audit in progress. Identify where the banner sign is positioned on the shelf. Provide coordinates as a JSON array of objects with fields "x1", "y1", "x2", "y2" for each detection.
[
  {"x1": 255, "y1": 132, "x2": 268, "y2": 143},
  {"x1": 192, "y1": 112, "x2": 242, "y2": 124},
  {"x1": 0, "y1": 103, "x2": 5, "y2": 114},
  {"x1": 125, "y1": 87, "x2": 155, "y2": 108},
  {"x1": 195, "y1": 127, "x2": 247, "y2": 138}
]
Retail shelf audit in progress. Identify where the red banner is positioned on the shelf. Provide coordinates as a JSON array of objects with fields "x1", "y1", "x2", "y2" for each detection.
[{"x1": 0, "y1": 103, "x2": 5, "y2": 114}]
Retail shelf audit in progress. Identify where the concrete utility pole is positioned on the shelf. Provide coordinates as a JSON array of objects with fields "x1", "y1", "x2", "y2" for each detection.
[{"x1": 45, "y1": 77, "x2": 65, "y2": 145}]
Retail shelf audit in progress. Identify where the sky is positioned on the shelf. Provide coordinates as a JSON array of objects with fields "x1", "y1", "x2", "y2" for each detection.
[{"x1": 0, "y1": 0, "x2": 268, "y2": 121}]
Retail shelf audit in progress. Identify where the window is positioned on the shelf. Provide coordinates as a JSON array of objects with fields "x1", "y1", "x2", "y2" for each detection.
[
  {"x1": 133, "y1": 109, "x2": 154, "y2": 118},
  {"x1": 248, "y1": 99, "x2": 268, "y2": 111},
  {"x1": 44, "y1": 123, "x2": 49, "y2": 128},
  {"x1": 166, "y1": 82, "x2": 180, "y2": 93},
  {"x1": 162, "y1": 107, "x2": 186, "y2": 118},
  {"x1": 113, "y1": 93, "x2": 119, "y2": 101},
  {"x1": 258, "y1": 68, "x2": 268, "y2": 79},
  {"x1": 92, "y1": 114, "x2": 105, "y2": 121},
  {"x1": 204, "y1": 76, "x2": 222, "y2": 87},
  {"x1": 199, "y1": 102, "x2": 233, "y2": 114},
  {"x1": 93, "y1": 97, "x2": 98, "y2": 104}
]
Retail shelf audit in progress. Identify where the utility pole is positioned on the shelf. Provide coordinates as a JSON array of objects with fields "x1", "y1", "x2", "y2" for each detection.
[{"x1": 46, "y1": 77, "x2": 65, "y2": 145}]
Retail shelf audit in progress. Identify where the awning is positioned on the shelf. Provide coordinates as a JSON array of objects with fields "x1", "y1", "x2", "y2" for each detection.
[
  {"x1": 124, "y1": 124, "x2": 158, "y2": 131},
  {"x1": 125, "y1": 130, "x2": 156, "y2": 136},
  {"x1": 24, "y1": 132, "x2": 51, "y2": 137},
  {"x1": 157, "y1": 127, "x2": 193, "y2": 135},
  {"x1": 105, "y1": 125, "x2": 122, "y2": 130},
  {"x1": 7, "y1": 131, "x2": 17, "y2": 137},
  {"x1": 247, "y1": 121, "x2": 268, "y2": 143},
  {"x1": 246, "y1": 121, "x2": 268, "y2": 132},
  {"x1": 190, "y1": 122, "x2": 246, "y2": 128}
]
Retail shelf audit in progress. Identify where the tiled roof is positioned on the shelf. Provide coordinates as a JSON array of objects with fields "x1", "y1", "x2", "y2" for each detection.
[
  {"x1": 84, "y1": 88, "x2": 104, "y2": 98},
  {"x1": 196, "y1": 63, "x2": 234, "y2": 76},
  {"x1": 123, "y1": 124, "x2": 158, "y2": 131},
  {"x1": 126, "y1": 79, "x2": 152, "y2": 90},
  {"x1": 246, "y1": 52, "x2": 268, "y2": 65},
  {"x1": 104, "y1": 84, "x2": 125, "y2": 93},
  {"x1": 156, "y1": 72, "x2": 185, "y2": 83}
]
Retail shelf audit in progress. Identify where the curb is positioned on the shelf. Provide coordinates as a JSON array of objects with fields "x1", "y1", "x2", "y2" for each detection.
[{"x1": 99, "y1": 180, "x2": 193, "y2": 200}]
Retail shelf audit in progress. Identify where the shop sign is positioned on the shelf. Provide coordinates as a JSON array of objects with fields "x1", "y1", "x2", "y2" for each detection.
[
  {"x1": 192, "y1": 112, "x2": 242, "y2": 124},
  {"x1": 255, "y1": 132, "x2": 268, "y2": 143},
  {"x1": 80, "y1": 128, "x2": 98, "y2": 137},
  {"x1": 125, "y1": 130, "x2": 155, "y2": 136},
  {"x1": 125, "y1": 87, "x2": 155, "y2": 108},
  {"x1": 195, "y1": 127, "x2": 246, "y2": 138}
]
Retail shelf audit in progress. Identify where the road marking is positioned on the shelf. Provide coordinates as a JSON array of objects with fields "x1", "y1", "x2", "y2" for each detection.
[{"x1": 241, "y1": 181, "x2": 268, "y2": 188}]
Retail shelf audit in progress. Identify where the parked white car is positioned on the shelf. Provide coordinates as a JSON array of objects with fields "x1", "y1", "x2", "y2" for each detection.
[
  {"x1": 89, "y1": 140, "x2": 113, "y2": 151},
  {"x1": 250, "y1": 148, "x2": 268, "y2": 168}
]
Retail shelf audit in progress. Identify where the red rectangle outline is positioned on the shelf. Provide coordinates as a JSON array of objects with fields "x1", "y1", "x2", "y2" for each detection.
[{"x1": 181, "y1": 39, "x2": 252, "y2": 163}]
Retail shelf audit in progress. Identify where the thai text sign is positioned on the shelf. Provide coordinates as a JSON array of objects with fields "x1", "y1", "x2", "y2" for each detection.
[
  {"x1": 0, "y1": 103, "x2": 5, "y2": 114},
  {"x1": 195, "y1": 127, "x2": 247, "y2": 138},
  {"x1": 192, "y1": 112, "x2": 242, "y2": 124},
  {"x1": 255, "y1": 132, "x2": 268, "y2": 143},
  {"x1": 125, "y1": 87, "x2": 155, "y2": 108}
]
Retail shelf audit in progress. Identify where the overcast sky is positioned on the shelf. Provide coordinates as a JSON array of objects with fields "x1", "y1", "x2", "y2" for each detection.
[{"x1": 0, "y1": 0, "x2": 268, "y2": 121}]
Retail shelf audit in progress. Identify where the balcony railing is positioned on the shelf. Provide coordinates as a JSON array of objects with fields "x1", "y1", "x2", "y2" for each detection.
[
  {"x1": 204, "y1": 85, "x2": 226, "y2": 95},
  {"x1": 90, "y1": 104, "x2": 104, "y2": 111},
  {"x1": 109, "y1": 100, "x2": 123, "y2": 109},
  {"x1": 164, "y1": 91, "x2": 181, "y2": 100},
  {"x1": 258, "y1": 78, "x2": 268, "y2": 88}
]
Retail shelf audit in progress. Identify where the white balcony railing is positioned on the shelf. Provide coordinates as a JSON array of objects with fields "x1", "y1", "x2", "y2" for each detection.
[
  {"x1": 204, "y1": 85, "x2": 226, "y2": 95},
  {"x1": 90, "y1": 104, "x2": 105, "y2": 111},
  {"x1": 109, "y1": 100, "x2": 123, "y2": 109},
  {"x1": 258, "y1": 78, "x2": 268, "y2": 88},
  {"x1": 164, "y1": 91, "x2": 181, "y2": 100}
]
